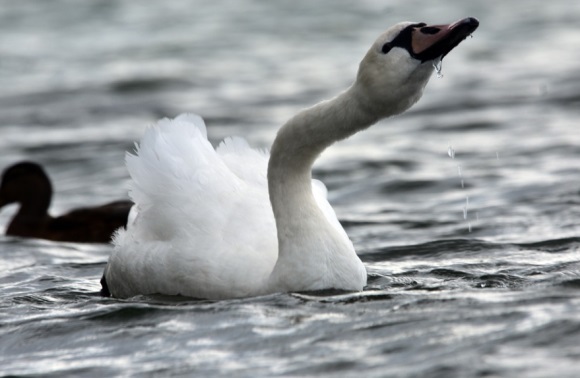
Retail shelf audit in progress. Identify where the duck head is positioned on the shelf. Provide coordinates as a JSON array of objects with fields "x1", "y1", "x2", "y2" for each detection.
[{"x1": 0, "y1": 162, "x2": 53, "y2": 211}]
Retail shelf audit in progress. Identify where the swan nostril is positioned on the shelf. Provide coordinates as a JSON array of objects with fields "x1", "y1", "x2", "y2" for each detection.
[{"x1": 420, "y1": 26, "x2": 441, "y2": 35}]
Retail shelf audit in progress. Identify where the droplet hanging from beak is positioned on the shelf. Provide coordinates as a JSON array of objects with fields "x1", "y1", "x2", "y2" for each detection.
[{"x1": 433, "y1": 57, "x2": 444, "y2": 78}]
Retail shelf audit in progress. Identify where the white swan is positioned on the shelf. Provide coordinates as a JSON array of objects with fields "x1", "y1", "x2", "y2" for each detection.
[{"x1": 103, "y1": 18, "x2": 479, "y2": 299}]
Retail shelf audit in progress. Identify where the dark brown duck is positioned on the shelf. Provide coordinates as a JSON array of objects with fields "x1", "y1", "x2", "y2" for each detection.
[{"x1": 0, "y1": 161, "x2": 132, "y2": 243}]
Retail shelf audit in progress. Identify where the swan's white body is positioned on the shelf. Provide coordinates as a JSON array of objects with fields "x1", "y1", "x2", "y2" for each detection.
[
  {"x1": 109, "y1": 113, "x2": 363, "y2": 298},
  {"x1": 105, "y1": 18, "x2": 478, "y2": 299}
]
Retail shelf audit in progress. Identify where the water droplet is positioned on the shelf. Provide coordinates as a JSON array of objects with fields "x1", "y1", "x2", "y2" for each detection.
[
  {"x1": 447, "y1": 145, "x2": 455, "y2": 159},
  {"x1": 463, "y1": 206, "x2": 467, "y2": 220},
  {"x1": 433, "y1": 58, "x2": 444, "y2": 78},
  {"x1": 461, "y1": 179, "x2": 464, "y2": 188},
  {"x1": 468, "y1": 222, "x2": 472, "y2": 233},
  {"x1": 457, "y1": 165, "x2": 462, "y2": 177}
]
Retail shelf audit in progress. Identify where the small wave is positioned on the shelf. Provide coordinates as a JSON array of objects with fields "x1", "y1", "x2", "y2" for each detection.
[
  {"x1": 516, "y1": 236, "x2": 580, "y2": 253},
  {"x1": 110, "y1": 77, "x2": 192, "y2": 94},
  {"x1": 361, "y1": 238, "x2": 503, "y2": 261}
]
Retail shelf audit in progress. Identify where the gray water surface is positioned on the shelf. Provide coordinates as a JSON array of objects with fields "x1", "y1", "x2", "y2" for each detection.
[{"x1": 1, "y1": 1, "x2": 579, "y2": 377}]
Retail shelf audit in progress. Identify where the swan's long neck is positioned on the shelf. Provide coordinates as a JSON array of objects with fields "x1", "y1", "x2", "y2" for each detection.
[
  {"x1": 268, "y1": 85, "x2": 379, "y2": 179},
  {"x1": 266, "y1": 84, "x2": 383, "y2": 291}
]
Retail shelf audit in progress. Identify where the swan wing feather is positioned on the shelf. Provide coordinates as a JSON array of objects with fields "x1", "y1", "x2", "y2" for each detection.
[{"x1": 108, "y1": 114, "x2": 277, "y2": 298}]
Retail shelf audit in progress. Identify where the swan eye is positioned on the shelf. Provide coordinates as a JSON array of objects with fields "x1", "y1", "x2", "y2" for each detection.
[{"x1": 381, "y1": 42, "x2": 393, "y2": 54}]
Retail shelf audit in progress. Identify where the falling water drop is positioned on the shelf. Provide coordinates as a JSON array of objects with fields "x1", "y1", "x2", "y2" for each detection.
[
  {"x1": 444, "y1": 144, "x2": 477, "y2": 234},
  {"x1": 456, "y1": 162, "x2": 464, "y2": 188},
  {"x1": 447, "y1": 145, "x2": 455, "y2": 159}
]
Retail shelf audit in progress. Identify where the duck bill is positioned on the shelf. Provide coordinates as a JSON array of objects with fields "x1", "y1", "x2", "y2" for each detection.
[{"x1": 412, "y1": 17, "x2": 479, "y2": 62}]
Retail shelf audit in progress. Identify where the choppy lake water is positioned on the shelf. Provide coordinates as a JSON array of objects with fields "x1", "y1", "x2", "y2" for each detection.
[{"x1": 1, "y1": 1, "x2": 580, "y2": 376}]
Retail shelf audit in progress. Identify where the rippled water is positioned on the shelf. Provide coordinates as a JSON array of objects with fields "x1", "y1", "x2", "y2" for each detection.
[{"x1": 1, "y1": 1, "x2": 580, "y2": 377}]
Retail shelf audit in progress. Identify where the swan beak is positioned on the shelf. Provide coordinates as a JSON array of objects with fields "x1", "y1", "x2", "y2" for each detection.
[{"x1": 411, "y1": 17, "x2": 479, "y2": 62}]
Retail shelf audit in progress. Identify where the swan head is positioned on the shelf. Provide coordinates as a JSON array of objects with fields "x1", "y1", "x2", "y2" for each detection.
[{"x1": 356, "y1": 17, "x2": 479, "y2": 117}]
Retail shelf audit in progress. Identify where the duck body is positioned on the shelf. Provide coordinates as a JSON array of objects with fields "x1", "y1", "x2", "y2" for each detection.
[
  {"x1": 104, "y1": 17, "x2": 479, "y2": 299},
  {"x1": 0, "y1": 161, "x2": 132, "y2": 243}
]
